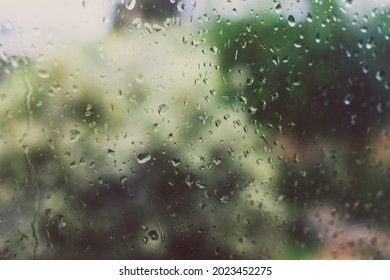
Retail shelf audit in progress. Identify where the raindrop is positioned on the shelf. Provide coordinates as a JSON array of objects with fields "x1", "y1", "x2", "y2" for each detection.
[
  {"x1": 45, "y1": 208, "x2": 54, "y2": 220},
  {"x1": 148, "y1": 230, "x2": 159, "y2": 241},
  {"x1": 344, "y1": 94, "x2": 353, "y2": 105},
  {"x1": 376, "y1": 69, "x2": 384, "y2": 81},
  {"x1": 360, "y1": 26, "x2": 368, "y2": 33},
  {"x1": 307, "y1": 12, "x2": 313, "y2": 22},
  {"x1": 108, "y1": 149, "x2": 116, "y2": 156},
  {"x1": 210, "y1": 46, "x2": 219, "y2": 54},
  {"x1": 38, "y1": 69, "x2": 50, "y2": 79},
  {"x1": 287, "y1": 15, "x2": 296, "y2": 27},
  {"x1": 366, "y1": 37, "x2": 375, "y2": 49},
  {"x1": 315, "y1": 32, "x2": 321, "y2": 43},
  {"x1": 377, "y1": 102, "x2": 383, "y2": 113},
  {"x1": 195, "y1": 180, "x2": 206, "y2": 189},
  {"x1": 137, "y1": 152, "x2": 151, "y2": 164},
  {"x1": 177, "y1": 1, "x2": 185, "y2": 12},
  {"x1": 142, "y1": 236, "x2": 149, "y2": 244},
  {"x1": 120, "y1": 175, "x2": 128, "y2": 185},
  {"x1": 136, "y1": 73, "x2": 144, "y2": 83},
  {"x1": 69, "y1": 129, "x2": 81, "y2": 142},
  {"x1": 220, "y1": 195, "x2": 229, "y2": 204},
  {"x1": 132, "y1": 18, "x2": 142, "y2": 29},
  {"x1": 275, "y1": 3, "x2": 282, "y2": 14},
  {"x1": 125, "y1": 0, "x2": 136, "y2": 11},
  {"x1": 170, "y1": 158, "x2": 181, "y2": 167},
  {"x1": 350, "y1": 114, "x2": 358, "y2": 125},
  {"x1": 158, "y1": 104, "x2": 169, "y2": 115}
]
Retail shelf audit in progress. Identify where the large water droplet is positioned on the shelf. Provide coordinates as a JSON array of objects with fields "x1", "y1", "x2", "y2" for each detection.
[
  {"x1": 137, "y1": 152, "x2": 151, "y2": 164},
  {"x1": 177, "y1": 1, "x2": 185, "y2": 12},
  {"x1": 69, "y1": 129, "x2": 81, "y2": 142},
  {"x1": 287, "y1": 15, "x2": 296, "y2": 27},
  {"x1": 275, "y1": 3, "x2": 282, "y2": 13}
]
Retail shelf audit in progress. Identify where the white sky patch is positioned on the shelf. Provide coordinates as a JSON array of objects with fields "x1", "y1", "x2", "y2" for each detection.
[{"x1": 0, "y1": 0, "x2": 115, "y2": 56}]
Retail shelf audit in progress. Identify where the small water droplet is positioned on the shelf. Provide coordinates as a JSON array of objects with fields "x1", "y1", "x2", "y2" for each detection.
[
  {"x1": 344, "y1": 94, "x2": 352, "y2": 105},
  {"x1": 315, "y1": 32, "x2": 321, "y2": 43},
  {"x1": 125, "y1": 0, "x2": 136, "y2": 10},
  {"x1": 45, "y1": 208, "x2": 54, "y2": 219},
  {"x1": 158, "y1": 104, "x2": 169, "y2": 115},
  {"x1": 148, "y1": 230, "x2": 159, "y2": 241},
  {"x1": 210, "y1": 46, "x2": 219, "y2": 54},
  {"x1": 120, "y1": 175, "x2": 128, "y2": 185},
  {"x1": 137, "y1": 152, "x2": 151, "y2": 164},
  {"x1": 350, "y1": 114, "x2": 358, "y2": 125},
  {"x1": 360, "y1": 26, "x2": 368, "y2": 33},
  {"x1": 69, "y1": 129, "x2": 81, "y2": 142},
  {"x1": 132, "y1": 18, "x2": 142, "y2": 29},
  {"x1": 287, "y1": 15, "x2": 296, "y2": 27},
  {"x1": 376, "y1": 69, "x2": 384, "y2": 81},
  {"x1": 307, "y1": 12, "x2": 313, "y2": 22},
  {"x1": 136, "y1": 73, "x2": 144, "y2": 83},
  {"x1": 169, "y1": 158, "x2": 181, "y2": 167},
  {"x1": 38, "y1": 69, "x2": 50, "y2": 79},
  {"x1": 220, "y1": 195, "x2": 229, "y2": 204},
  {"x1": 108, "y1": 149, "x2": 116, "y2": 156},
  {"x1": 142, "y1": 236, "x2": 149, "y2": 244},
  {"x1": 275, "y1": 3, "x2": 282, "y2": 13}
]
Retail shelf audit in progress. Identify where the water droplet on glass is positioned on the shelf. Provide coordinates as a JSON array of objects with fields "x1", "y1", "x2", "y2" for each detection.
[
  {"x1": 69, "y1": 129, "x2": 81, "y2": 142},
  {"x1": 132, "y1": 18, "x2": 142, "y2": 29},
  {"x1": 307, "y1": 12, "x2": 313, "y2": 22},
  {"x1": 275, "y1": 3, "x2": 282, "y2": 13},
  {"x1": 108, "y1": 149, "x2": 116, "y2": 156},
  {"x1": 38, "y1": 69, "x2": 50, "y2": 79},
  {"x1": 125, "y1": 0, "x2": 136, "y2": 10},
  {"x1": 350, "y1": 114, "x2": 358, "y2": 125},
  {"x1": 344, "y1": 94, "x2": 352, "y2": 105},
  {"x1": 220, "y1": 195, "x2": 229, "y2": 204},
  {"x1": 376, "y1": 69, "x2": 384, "y2": 81},
  {"x1": 196, "y1": 180, "x2": 206, "y2": 189},
  {"x1": 158, "y1": 104, "x2": 169, "y2": 115},
  {"x1": 136, "y1": 73, "x2": 144, "y2": 83},
  {"x1": 169, "y1": 158, "x2": 181, "y2": 167},
  {"x1": 120, "y1": 175, "x2": 128, "y2": 185},
  {"x1": 177, "y1": 1, "x2": 185, "y2": 12},
  {"x1": 315, "y1": 32, "x2": 321, "y2": 43},
  {"x1": 142, "y1": 236, "x2": 149, "y2": 244},
  {"x1": 137, "y1": 152, "x2": 151, "y2": 164},
  {"x1": 210, "y1": 46, "x2": 219, "y2": 54},
  {"x1": 287, "y1": 15, "x2": 296, "y2": 27},
  {"x1": 148, "y1": 230, "x2": 159, "y2": 241},
  {"x1": 45, "y1": 208, "x2": 54, "y2": 219},
  {"x1": 377, "y1": 102, "x2": 383, "y2": 113}
]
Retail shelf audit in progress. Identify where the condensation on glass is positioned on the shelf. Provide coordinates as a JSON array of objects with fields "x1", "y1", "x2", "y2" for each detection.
[{"x1": 0, "y1": 0, "x2": 390, "y2": 259}]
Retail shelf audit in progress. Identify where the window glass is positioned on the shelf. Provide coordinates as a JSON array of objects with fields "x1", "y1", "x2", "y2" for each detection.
[{"x1": 1, "y1": 0, "x2": 390, "y2": 259}]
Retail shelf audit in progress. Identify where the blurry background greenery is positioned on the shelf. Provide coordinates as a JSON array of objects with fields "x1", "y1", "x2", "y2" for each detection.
[{"x1": 1, "y1": 0, "x2": 390, "y2": 259}]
